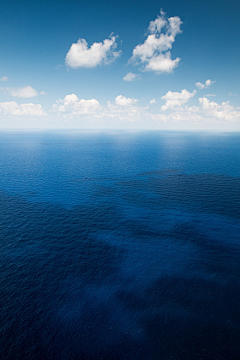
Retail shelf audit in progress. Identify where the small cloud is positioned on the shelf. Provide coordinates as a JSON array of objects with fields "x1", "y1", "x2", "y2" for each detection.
[
  {"x1": 123, "y1": 72, "x2": 141, "y2": 81},
  {"x1": 205, "y1": 94, "x2": 216, "y2": 97},
  {"x1": 195, "y1": 79, "x2": 215, "y2": 90},
  {"x1": 129, "y1": 11, "x2": 182, "y2": 73},
  {"x1": 40, "y1": 91, "x2": 47, "y2": 95},
  {"x1": 1, "y1": 85, "x2": 38, "y2": 98},
  {"x1": 65, "y1": 34, "x2": 121, "y2": 69},
  {"x1": 229, "y1": 92, "x2": 237, "y2": 96},
  {"x1": 149, "y1": 98, "x2": 156, "y2": 104},
  {"x1": 53, "y1": 94, "x2": 101, "y2": 114},
  {"x1": 161, "y1": 89, "x2": 196, "y2": 110},
  {"x1": 115, "y1": 95, "x2": 138, "y2": 106},
  {"x1": 0, "y1": 76, "x2": 8, "y2": 82}
]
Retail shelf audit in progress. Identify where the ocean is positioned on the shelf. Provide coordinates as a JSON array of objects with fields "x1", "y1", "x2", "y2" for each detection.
[{"x1": 0, "y1": 130, "x2": 240, "y2": 359}]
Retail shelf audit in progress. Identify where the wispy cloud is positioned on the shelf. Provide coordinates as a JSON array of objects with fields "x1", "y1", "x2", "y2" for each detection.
[
  {"x1": 195, "y1": 79, "x2": 215, "y2": 90},
  {"x1": 129, "y1": 11, "x2": 182, "y2": 73},
  {"x1": 1, "y1": 85, "x2": 38, "y2": 98},
  {"x1": 65, "y1": 34, "x2": 121, "y2": 69},
  {"x1": 123, "y1": 72, "x2": 141, "y2": 81},
  {"x1": 0, "y1": 76, "x2": 8, "y2": 82},
  {"x1": 149, "y1": 98, "x2": 156, "y2": 104}
]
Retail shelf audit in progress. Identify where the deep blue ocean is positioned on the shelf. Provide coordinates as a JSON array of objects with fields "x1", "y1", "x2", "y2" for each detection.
[{"x1": 0, "y1": 131, "x2": 240, "y2": 360}]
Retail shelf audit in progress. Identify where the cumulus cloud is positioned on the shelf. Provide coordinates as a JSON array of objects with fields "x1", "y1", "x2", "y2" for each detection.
[
  {"x1": 198, "y1": 97, "x2": 239, "y2": 120},
  {"x1": 65, "y1": 34, "x2": 121, "y2": 68},
  {"x1": 129, "y1": 11, "x2": 182, "y2": 73},
  {"x1": 157, "y1": 95, "x2": 240, "y2": 124},
  {"x1": 149, "y1": 98, "x2": 156, "y2": 104},
  {"x1": 0, "y1": 76, "x2": 8, "y2": 81},
  {"x1": 0, "y1": 101, "x2": 46, "y2": 116},
  {"x1": 115, "y1": 95, "x2": 138, "y2": 106},
  {"x1": 53, "y1": 94, "x2": 101, "y2": 114},
  {"x1": 195, "y1": 79, "x2": 215, "y2": 90},
  {"x1": 161, "y1": 89, "x2": 196, "y2": 110},
  {"x1": 123, "y1": 72, "x2": 141, "y2": 81},
  {"x1": 1, "y1": 85, "x2": 38, "y2": 98},
  {"x1": 51, "y1": 91, "x2": 240, "y2": 129}
]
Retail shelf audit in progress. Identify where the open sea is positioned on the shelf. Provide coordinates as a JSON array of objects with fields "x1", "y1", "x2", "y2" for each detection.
[{"x1": 0, "y1": 130, "x2": 240, "y2": 360}]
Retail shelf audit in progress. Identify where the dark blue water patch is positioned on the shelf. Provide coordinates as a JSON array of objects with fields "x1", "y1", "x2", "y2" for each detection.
[
  {"x1": 115, "y1": 172, "x2": 240, "y2": 219},
  {"x1": 1, "y1": 186, "x2": 240, "y2": 359},
  {"x1": 1, "y1": 131, "x2": 240, "y2": 359}
]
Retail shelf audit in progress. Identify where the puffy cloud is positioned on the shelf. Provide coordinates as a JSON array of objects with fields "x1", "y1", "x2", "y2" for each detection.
[
  {"x1": 198, "y1": 97, "x2": 239, "y2": 120},
  {"x1": 123, "y1": 72, "x2": 141, "y2": 81},
  {"x1": 0, "y1": 101, "x2": 46, "y2": 116},
  {"x1": 1, "y1": 85, "x2": 38, "y2": 98},
  {"x1": 0, "y1": 76, "x2": 8, "y2": 81},
  {"x1": 53, "y1": 94, "x2": 100, "y2": 114},
  {"x1": 65, "y1": 34, "x2": 121, "y2": 68},
  {"x1": 195, "y1": 79, "x2": 215, "y2": 90},
  {"x1": 158, "y1": 96, "x2": 240, "y2": 123},
  {"x1": 40, "y1": 91, "x2": 46, "y2": 95},
  {"x1": 129, "y1": 11, "x2": 182, "y2": 73},
  {"x1": 149, "y1": 98, "x2": 156, "y2": 104},
  {"x1": 115, "y1": 95, "x2": 138, "y2": 106},
  {"x1": 161, "y1": 89, "x2": 196, "y2": 110}
]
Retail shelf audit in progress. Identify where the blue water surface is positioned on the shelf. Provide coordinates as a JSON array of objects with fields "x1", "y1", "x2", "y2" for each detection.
[{"x1": 0, "y1": 131, "x2": 240, "y2": 359}]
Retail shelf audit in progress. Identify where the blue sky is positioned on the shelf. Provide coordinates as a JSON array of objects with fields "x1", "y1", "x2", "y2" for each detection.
[{"x1": 0, "y1": 0, "x2": 240, "y2": 130}]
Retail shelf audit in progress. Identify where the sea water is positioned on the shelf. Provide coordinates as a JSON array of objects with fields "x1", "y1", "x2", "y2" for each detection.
[{"x1": 0, "y1": 131, "x2": 240, "y2": 359}]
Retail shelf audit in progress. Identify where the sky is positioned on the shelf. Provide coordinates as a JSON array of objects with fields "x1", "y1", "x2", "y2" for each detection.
[{"x1": 0, "y1": 0, "x2": 240, "y2": 131}]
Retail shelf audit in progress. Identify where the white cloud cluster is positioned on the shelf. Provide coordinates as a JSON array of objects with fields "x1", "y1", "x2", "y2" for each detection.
[
  {"x1": 1, "y1": 85, "x2": 38, "y2": 98},
  {"x1": 52, "y1": 90, "x2": 240, "y2": 127},
  {"x1": 0, "y1": 76, "x2": 8, "y2": 81},
  {"x1": 198, "y1": 97, "x2": 239, "y2": 120},
  {"x1": 161, "y1": 89, "x2": 196, "y2": 110},
  {"x1": 195, "y1": 79, "x2": 215, "y2": 90},
  {"x1": 158, "y1": 95, "x2": 240, "y2": 123},
  {"x1": 115, "y1": 95, "x2": 138, "y2": 106},
  {"x1": 123, "y1": 72, "x2": 141, "y2": 81},
  {"x1": 129, "y1": 11, "x2": 182, "y2": 73},
  {"x1": 53, "y1": 94, "x2": 101, "y2": 114},
  {"x1": 0, "y1": 101, "x2": 46, "y2": 116},
  {"x1": 65, "y1": 35, "x2": 121, "y2": 68}
]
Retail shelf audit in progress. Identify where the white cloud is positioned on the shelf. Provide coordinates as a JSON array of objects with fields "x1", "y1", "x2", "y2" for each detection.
[
  {"x1": 65, "y1": 34, "x2": 121, "y2": 68},
  {"x1": 195, "y1": 79, "x2": 215, "y2": 90},
  {"x1": 161, "y1": 89, "x2": 196, "y2": 110},
  {"x1": 157, "y1": 96, "x2": 240, "y2": 123},
  {"x1": 50, "y1": 91, "x2": 240, "y2": 130},
  {"x1": 0, "y1": 76, "x2": 8, "y2": 81},
  {"x1": 123, "y1": 72, "x2": 141, "y2": 81},
  {"x1": 149, "y1": 98, "x2": 156, "y2": 104},
  {"x1": 115, "y1": 95, "x2": 138, "y2": 106},
  {"x1": 40, "y1": 91, "x2": 46, "y2": 95},
  {"x1": 1, "y1": 85, "x2": 38, "y2": 98},
  {"x1": 229, "y1": 92, "x2": 237, "y2": 96},
  {"x1": 129, "y1": 11, "x2": 182, "y2": 73},
  {"x1": 53, "y1": 94, "x2": 101, "y2": 114},
  {"x1": 198, "y1": 97, "x2": 239, "y2": 120},
  {"x1": 0, "y1": 101, "x2": 46, "y2": 116}
]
